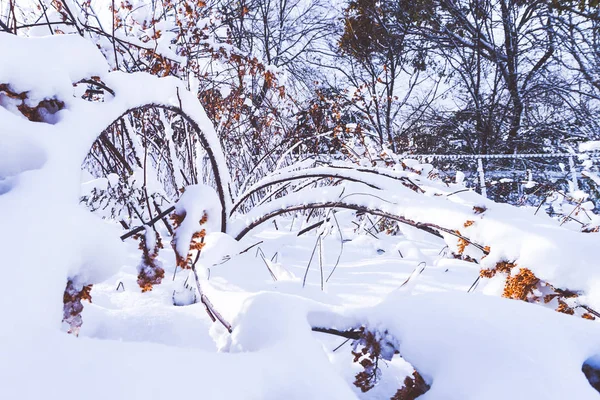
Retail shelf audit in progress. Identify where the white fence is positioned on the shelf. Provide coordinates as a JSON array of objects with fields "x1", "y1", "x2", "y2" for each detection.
[{"x1": 409, "y1": 151, "x2": 600, "y2": 198}]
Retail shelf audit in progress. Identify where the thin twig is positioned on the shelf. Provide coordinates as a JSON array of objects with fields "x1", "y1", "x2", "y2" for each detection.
[
  {"x1": 560, "y1": 199, "x2": 583, "y2": 226},
  {"x1": 239, "y1": 241, "x2": 263, "y2": 254},
  {"x1": 298, "y1": 220, "x2": 325, "y2": 236},
  {"x1": 332, "y1": 338, "x2": 351, "y2": 352},
  {"x1": 256, "y1": 248, "x2": 277, "y2": 281},
  {"x1": 326, "y1": 211, "x2": 345, "y2": 283},
  {"x1": 120, "y1": 205, "x2": 175, "y2": 240},
  {"x1": 190, "y1": 237, "x2": 232, "y2": 333},
  {"x1": 312, "y1": 327, "x2": 361, "y2": 340},
  {"x1": 446, "y1": 188, "x2": 471, "y2": 197},
  {"x1": 318, "y1": 236, "x2": 324, "y2": 291},
  {"x1": 398, "y1": 262, "x2": 427, "y2": 289},
  {"x1": 302, "y1": 235, "x2": 321, "y2": 288},
  {"x1": 467, "y1": 276, "x2": 480, "y2": 293}
]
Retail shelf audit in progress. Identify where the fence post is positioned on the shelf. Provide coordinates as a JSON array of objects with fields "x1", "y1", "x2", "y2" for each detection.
[
  {"x1": 477, "y1": 157, "x2": 487, "y2": 198},
  {"x1": 568, "y1": 156, "x2": 579, "y2": 192}
]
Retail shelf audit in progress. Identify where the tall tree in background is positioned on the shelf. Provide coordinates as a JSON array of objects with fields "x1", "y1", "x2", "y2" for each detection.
[
  {"x1": 3, "y1": 0, "x2": 600, "y2": 158},
  {"x1": 334, "y1": 0, "x2": 435, "y2": 152}
]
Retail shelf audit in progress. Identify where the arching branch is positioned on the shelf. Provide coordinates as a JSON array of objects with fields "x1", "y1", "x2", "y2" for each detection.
[
  {"x1": 232, "y1": 200, "x2": 489, "y2": 255},
  {"x1": 231, "y1": 166, "x2": 427, "y2": 215},
  {"x1": 231, "y1": 173, "x2": 380, "y2": 214},
  {"x1": 99, "y1": 104, "x2": 230, "y2": 232}
]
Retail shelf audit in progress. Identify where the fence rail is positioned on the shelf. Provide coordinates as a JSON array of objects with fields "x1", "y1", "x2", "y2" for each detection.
[{"x1": 408, "y1": 151, "x2": 600, "y2": 160}]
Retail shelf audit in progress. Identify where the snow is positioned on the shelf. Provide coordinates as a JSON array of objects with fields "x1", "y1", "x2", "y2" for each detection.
[
  {"x1": 581, "y1": 141, "x2": 600, "y2": 153},
  {"x1": 230, "y1": 165, "x2": 600, "y2": 310},
  {"x1": 173, "y1": 184, "x2": 222, "y2": 258},
  {"x1": 455, "y1": 170, "x2": 465, "y2": 184},
  {"x1": 3, "y1": 31, "x2": 600, "y2": 400},
  {"x1": 0, "y1": 33, "x2": 228, "y2": 334},
  {"x1": 0, "y1": 127, "x2": 46, "y2": 178},
  {"x1": 210, "y1": 259, "x2": 600, "y2": 400},
  {"x1": 363, "y1": 292, "x2": 600, "y2": 400},
  {"x1": 0, "y1": 32, "x2": 109, "y2": 103},
  {"x1": 200, "y1": 232, "x2": 241, "y2": 266}
]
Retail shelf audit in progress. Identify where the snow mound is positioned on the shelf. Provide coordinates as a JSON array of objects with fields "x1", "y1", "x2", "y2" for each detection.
[{"x1": 0, "y1": 32, "x2": 108, "y2": 102}]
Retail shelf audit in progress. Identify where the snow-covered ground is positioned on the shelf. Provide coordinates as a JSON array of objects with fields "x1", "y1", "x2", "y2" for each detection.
[
  {"x1": 3, "y1": 32, "x2": 600, "y2": 400},
  {"x1": 20, "y1": 217, "x2": 595, "y2": 400}
]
